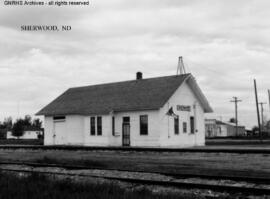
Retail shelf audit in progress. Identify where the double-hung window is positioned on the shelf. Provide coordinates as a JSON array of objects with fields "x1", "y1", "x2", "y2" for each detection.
[
  {"x1": 140, "y1": 115, "x2": 148, "y2": 135},
  {"x1": 112, "y1": 116, "x2": 115, "y2": 136},
  {"x1": 90, "y1": 117, "x2": 95, "y2": 135},
  {"x1": 97, "y1": 116, "x2": 102, "y2": 136},
  {"x1": 174, "y1": 116, "x2": 179, "y2": 135},
  {"x1": 183, "y1": 122, "x2": 187, "y2": 133}
]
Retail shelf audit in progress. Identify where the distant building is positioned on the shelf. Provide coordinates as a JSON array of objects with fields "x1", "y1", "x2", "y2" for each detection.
[
  {"x1": 37, "y1": 73, "x2": 213, "y2": 147},
  {"x1": 7, "y1": 127, "x2": 44, "y2": 139},
  {"x1": 205, "y1": 119, "x2": 245, "y2": 138}
]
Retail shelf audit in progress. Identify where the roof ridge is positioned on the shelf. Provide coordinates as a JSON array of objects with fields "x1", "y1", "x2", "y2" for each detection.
[{"x1": 69, "y1": 73, "x2": 191, "y2": 90}]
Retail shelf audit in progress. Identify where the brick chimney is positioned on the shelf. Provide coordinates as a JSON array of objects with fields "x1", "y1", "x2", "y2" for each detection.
[{"x1": 136, "y1": 72, "x2": 143, "y2": 80}]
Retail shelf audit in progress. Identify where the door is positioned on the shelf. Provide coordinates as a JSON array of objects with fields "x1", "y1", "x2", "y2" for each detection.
[
  {"x1": 190, "y1": 116, "x2": 195, "y2": 134},
  {"x1": 122, "y1": 117, "x2": 130, "y2": 146},
  {"x1": 53, "y1": 121, "x2": 66, "y2": 145}
]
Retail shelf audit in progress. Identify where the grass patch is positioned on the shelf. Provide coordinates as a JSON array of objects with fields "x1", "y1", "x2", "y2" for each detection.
[
  {"x1": 1, "y1": 150, "x2": 270, "y2": 179},
  {"x1": 0, "y1": 172, "x2": 209, "y2": 199},
  {"x1": 36, "y1": 156, "x2": 107, "y2": 168},
  {"x1": 0, "y1": 139, "x2": 43, "y2": 145}
]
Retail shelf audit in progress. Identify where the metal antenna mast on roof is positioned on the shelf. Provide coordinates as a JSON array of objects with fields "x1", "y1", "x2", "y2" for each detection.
[{"x1": 176, "y1": 56, "x2": 186, "y2": 75}]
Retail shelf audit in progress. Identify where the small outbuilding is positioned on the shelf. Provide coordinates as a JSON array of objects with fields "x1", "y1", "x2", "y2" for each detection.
[
  {"x1": 7, "y1": 127, "x2": 44, "y2": 139},
  {"x1": 205, "y1": 119, "x2": 246, "y2": 138},
  {"x1": 36, "y1": 72, "x2": 212, "y2": 147}
]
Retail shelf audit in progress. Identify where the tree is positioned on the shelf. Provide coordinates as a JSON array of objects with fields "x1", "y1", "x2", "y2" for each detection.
[
  {"x1": 0, "y1": 117, "x2": 13, "y2": 129},
  {"x1": 229, "y1": 118, "x2": 236, "y2": 123},
  {"x1": 12, "y1": 119, "x2": 24, "y2": 138},
  {"x1": 264, "y1": 120, "x2": 270, "y2": 131},
  {"x1": 23, "y1": 115, "x2": 32, "y2": 126},
  {"x1": 32, "y1": 118, "x2": 42, "y2": 128}
]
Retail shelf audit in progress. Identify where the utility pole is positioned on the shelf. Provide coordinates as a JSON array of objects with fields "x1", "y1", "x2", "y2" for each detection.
[
  {"x1": 254, "y1": 79, "x2": 262, "y2": 141},
  {"x1": 230, "y1": 97, "x2": 242, "y2": 136},
  {"x1": 176, "y1": 56, "x2": 186, "y2": 75},
  {"x1": 259, "y1": 102, "x2": 267, "y2": 131}
]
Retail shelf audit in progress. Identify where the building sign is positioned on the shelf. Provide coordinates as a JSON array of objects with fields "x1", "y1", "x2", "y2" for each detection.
[{"x1": 176, "y1": 105, "x2": 191, "y2": 112}]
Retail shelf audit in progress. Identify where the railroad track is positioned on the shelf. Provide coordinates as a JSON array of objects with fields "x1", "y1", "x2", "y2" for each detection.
[
  {"x1": 0, "y1": 161, "x2": 269, "y2": 195},
  {"x1": 0, "y1": 145, "x2": 270, "y2": 154},
  {"x1": 0, "y1": 161, "x2": 269, "y2": 184}
]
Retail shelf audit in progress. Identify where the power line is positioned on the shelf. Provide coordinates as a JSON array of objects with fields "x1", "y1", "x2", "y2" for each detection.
[{"x1": 230, "y1": 97, "x2": 242, "y2": 137}]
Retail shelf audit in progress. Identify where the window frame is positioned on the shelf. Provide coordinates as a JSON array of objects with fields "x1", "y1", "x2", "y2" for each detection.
[
  {"x1": 112, "y1": 116, "x2": 115, "y2": 136},
  {"x1": 183, "y1": 122, "x2": 187, "y2": 133},
  {"x1": 174, "y1": 116, "x2": 179, "y2": 135},
  {"x1": 97, "y1": 116, "x2": 102, "y2": 136},
  {"x1": 90, "y1": 117, "x2": 95, "y2": 135},
  {"x1": 140, "y1": 115, "x2": 148, "y2": 135}
]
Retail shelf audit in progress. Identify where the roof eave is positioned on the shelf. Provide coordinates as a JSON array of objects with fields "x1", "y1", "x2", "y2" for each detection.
[{"x1": 186, "y1": 75, "x2": 214, "y2": 113}]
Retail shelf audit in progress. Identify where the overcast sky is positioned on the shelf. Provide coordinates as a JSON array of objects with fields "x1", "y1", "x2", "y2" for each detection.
[{"x1": 0, "y1": 0, "x2": 269, "y2": 128}]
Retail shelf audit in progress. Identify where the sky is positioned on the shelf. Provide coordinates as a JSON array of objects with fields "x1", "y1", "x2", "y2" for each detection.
[{"x1": 0, "y1": 0, "x2": 269, "y2": 128}]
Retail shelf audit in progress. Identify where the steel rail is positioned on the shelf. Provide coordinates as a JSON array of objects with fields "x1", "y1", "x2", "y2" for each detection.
[
  {"x1": 0, "y1": 145, "x2": 270, "y2": 154},
  {"x1": 0, "y1": 167, "x2": 269, "y2": 195}
]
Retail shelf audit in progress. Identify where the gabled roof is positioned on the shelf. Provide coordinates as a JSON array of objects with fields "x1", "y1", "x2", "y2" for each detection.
[
  {"x1": 216, "y1": 120, "x2": 227, "y2": 125},
  {"x1": 36, "y1": 73, "x2": 212, "y2": 116}
]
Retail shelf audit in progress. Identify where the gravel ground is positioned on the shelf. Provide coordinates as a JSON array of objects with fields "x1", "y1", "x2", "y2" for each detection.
[{"x1": 0, "y1": 164, "x2": 270, "y2": 198}]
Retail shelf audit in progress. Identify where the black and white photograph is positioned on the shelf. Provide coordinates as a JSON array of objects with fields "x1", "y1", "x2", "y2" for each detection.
[{"x1": 0, "y1": 0, "x2": 269, "y2": 198}]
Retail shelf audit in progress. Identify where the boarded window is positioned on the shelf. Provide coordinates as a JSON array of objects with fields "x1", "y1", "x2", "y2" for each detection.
[
  {"x1": 97, "y1": 116, "x2": 102, "y2": 136},
  {"x1": 183, "y1": 122, "x2": 187, "y2": 133},
  {"x1": 112, "y1": 116, "x2": 115, "y2": 136},
  {"x1": 140, "y1": 115, "x2": 148, "y2": 135},
  {"x1": 190, "y1": 116, "x2": 195, "y2": 134},
  {"x1": 90, "y1": 117, "x2": 95, "y2": 135},
  {"x1": 174, "y1": 117, "x2": 179, "y2": 135}
]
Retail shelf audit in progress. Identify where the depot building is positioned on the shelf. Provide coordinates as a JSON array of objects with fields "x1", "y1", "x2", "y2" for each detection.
[{"x1": 36, "y1": 72, "x2": 212, "y2": 147}]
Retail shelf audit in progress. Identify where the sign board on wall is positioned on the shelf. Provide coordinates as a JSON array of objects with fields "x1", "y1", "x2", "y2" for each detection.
[{"x1": 176, "y1": 105, "x2": 191, "y2": 112}]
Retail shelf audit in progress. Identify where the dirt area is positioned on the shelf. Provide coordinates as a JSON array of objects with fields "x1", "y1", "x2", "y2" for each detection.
[{"x1": 0, "y1": 149, "x2": 269, "y2": 179}]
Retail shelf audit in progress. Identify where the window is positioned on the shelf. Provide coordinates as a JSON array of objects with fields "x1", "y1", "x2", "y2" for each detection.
[
  {"x1": 183, "y1": 122, "x2": 187, "y2": 133},
  {"x1": 112, "y1": 116, "x2": 115, "y2": 136},
  {"x1": 90, "y1": 117, "x2": 95, "y2": 135},
  {"x1": 174, "y1": 116, "x2": 179, "y2": 135},
  {"x1": 123, "y1": 117, "x2": 130, "y2": 123},
  {"x1": 53, "y1": 116, "x2": 66, "y2": 121},
  {"x1": 97, "y1": 116, "x2": 102, "y2": 135},
  {"x1": 190, "y1": 116, "x2": 195, "y2": 134},
  {"x1": 140, "y1": 115, "x2": 148, "y2": 135}
]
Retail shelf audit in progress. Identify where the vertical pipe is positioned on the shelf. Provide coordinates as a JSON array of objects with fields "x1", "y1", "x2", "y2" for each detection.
[{"x1": 254, "y1": 79, "x2": 261, "y2": 140}]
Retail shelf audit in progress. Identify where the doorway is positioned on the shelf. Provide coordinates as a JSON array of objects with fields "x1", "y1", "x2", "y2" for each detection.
[
  {"x1": 53, "y1": 121, "x2": 66, "y2": 145},
  {"x1": 122, "y1": 117, "x2": 130, "y2": 146}
]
